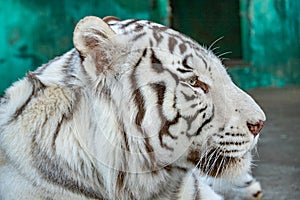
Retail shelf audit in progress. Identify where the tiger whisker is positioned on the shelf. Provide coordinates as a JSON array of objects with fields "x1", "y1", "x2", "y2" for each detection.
[
  {"x1": 195, "y1": 146, "x2": 212, "y2": 178},
  {"x1": 211, "y1": 46, "x2": 220, "y2": 52},
  {"x1": 206, "y1": 148, "x2": 219, "y2": 175},
  {"x1": 204, "y1": 147, "x2": 220, "y2": 178},
  {"x1": 209, "y1": 148, "x2": 222, "y2": 188},
  {"x1": 210, "y1": 148, "x2": 224, "y2": 178},
  {"x1": 208, "y1": 36, "x2": 224, "y2": 52},
  {"x1": 195, "y1": 149, "x2": 208, "y2": 172},
  {"x1": 217, "y1": 51, "x2": 232, "y2": 59},
  {"x1": 203, "y1": 148, "x2": 217, "y2": 175},
  {"x1": 254, "y1": 145, "x2": 260, "y2": 159}
]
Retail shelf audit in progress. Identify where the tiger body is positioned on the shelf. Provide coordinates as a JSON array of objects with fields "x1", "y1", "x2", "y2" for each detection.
[{"x1": 0, "y1": 16, "x2": 265, "y2": 200}]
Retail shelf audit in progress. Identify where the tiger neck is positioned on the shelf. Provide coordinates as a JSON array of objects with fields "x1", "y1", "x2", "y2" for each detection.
[{"x1": 33, "y1": 48, "x2": 182, "y2": 198}]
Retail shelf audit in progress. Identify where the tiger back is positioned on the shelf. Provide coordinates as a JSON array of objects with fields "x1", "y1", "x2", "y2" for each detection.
[{"x1": 0, "y1": 16, "x2": 265, "y2": 200}]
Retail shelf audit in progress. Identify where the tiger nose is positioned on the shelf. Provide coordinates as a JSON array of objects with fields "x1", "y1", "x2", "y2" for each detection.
[{"x1": 247, "y1": 120, "x2": 265, "y2": 136}]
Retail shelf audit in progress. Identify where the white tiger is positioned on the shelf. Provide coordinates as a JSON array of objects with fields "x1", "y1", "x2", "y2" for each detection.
[{"x1": 0, "y1": 16, "x2": 266, "y2": 200}]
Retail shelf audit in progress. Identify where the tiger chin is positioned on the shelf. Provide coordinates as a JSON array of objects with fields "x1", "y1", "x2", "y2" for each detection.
[{"x1": 0, "y1": 16, "x2": 266, "y2": 200}]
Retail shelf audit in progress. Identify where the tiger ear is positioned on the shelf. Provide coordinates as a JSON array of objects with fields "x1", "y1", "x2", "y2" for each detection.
[{"x1": 73, "y1": 16, "x2": 116, "y2": 56}]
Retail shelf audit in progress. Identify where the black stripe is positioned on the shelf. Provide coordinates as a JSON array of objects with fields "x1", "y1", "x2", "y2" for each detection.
[
  {"x1": 192, "y1": 173, "x2": 200, "y2": 200},
  {"x1": 116, "y1": 171, "x2": 126, "y2": 194},
  {"x1": 31, "y1": 134, "x2": 105, "y2": 199},
  {"x1": 153, "y1": 29, "x2": 163, "y2": 45},
  {"x1": 51, "y1": 89, "x2": 80, "y2": 151},
  {"x1": 179, "y1": 43, "x2": 187, "y2": 54},
  {"x1": 133, "y1": 89, "x2": 145, "y2": 127},
  {"x1": 170, "y1": 173, "x2": 187, "y2": 200},
  {"x1": 148, "y1": 29, "x2": 208, "y2": 62},
  {"x1": 166, "y1": 69, "x2": 180, "y2": 85},
  {"x1": 34, "y1": 55, "x2": 63, "y2": 76},
  {"x1": 167, "y1": 33, "x2": 195, "y2": 51},
  {"x1": 177, "y1": 68, "x2": 192, "y2": 73},
  {"x1": 152, "y1": 25, "x2": 169, "y2": 32},
  {"x1": 190, "y1": 103, "x2": 198, "y2": 108},
  {"x1": 168, "y1": 37, "x2": 178, "y2": 53},
  {"x1": 130, "y1": 49, "x2": 157, "y2": 167},
  {"x1": 151, "y1": 49, "x2": 164, "y2": 73},
  {"x1": 121, "y1": 129, "x2": 130, "y2": 151},
  {"x1": 11, "y1": 88, "x2": 34, "y2": 121},
  {"x1": 151, "y1": 82, "x2": 179, "y2": 151},
  {"x1": 195, "y1": 106, "x2": 214, "y2": 136},
  {"x1": 130, "y1": 49, "x2": 145, "y2": 126},
  {"x1": 160, "y1": 31, "x2": 211, "y2": 72},
  {"x1": 151, "y1": 82, "x2": 166, "y2": 106},
  {"x1": 144, "y1": 137, "x2": 156, "y2": 170},
  {"x1": 181, "y1": 91, "x2": 196, "y2": 101},
  {"x1": 159, "y1": 112, "x2": 180, "y2": 151},
  {"x1": 149, "y1": 39, "x2": 154, "y2": 47},
  {"x1": 184, "y1": 105, "x2": 208, "y2": 133},
  {"x1": 52, "y1": 114, "x2": 66, "y2": 152},
  {"x1": 134, "y1": 24, "x2": 144, "y2": 32},
  {"x1": 134, "y1": 55, "x2": 143, "y2": 69},
  {"x1": 62, "y1": 50, "x2": 80, "y2": 84},
  {"x1": 9, "y1": 73, "x2": 45, "y2": 123},
  {"x1": 194, "y1": 52, "x2": 208, "y2": 69},
  {"x1": 152, "y1": 83, "x2": 175, "y2": 150},
  {"x1": 131, "y1": 50, "x2": 146, "y2": 126},
  {"x1": 198, "y1": 105, "x2": 208, "y2": 113},
  {"x1": 142, "y1": 48, "x2": 147, "y2": 57},
  {"x1": 121, "y1": 19, "x2": 140, "y2": 28},
  {"x1": 132, "y1": 88, "x2": 156, "y2": 168},
  {"x1": 131, "y1": 32, "x2": 147, "y2": 42},
  {"x1": 182, "y1": 55, "x2": 193, "y2": 70}
]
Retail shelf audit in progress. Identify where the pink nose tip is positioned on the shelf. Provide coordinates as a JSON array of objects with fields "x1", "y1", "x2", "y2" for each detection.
[{"x1": 247, "y1": 120, "x2": 264, "y2": 136}]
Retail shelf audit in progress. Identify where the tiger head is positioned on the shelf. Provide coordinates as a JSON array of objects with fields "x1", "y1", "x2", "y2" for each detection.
[{"x1": 73, "y1": 16, "x2": 266, "y2": 179}]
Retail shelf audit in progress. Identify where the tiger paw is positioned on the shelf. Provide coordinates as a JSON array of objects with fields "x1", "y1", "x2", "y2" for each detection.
[
  {"x1": 241, "y1": 179, "x2": 262, "y2": 200},
  {"x1": 226, "y1": 178, "x2": 263, "y2": 200},
  {"x1": 177, "y1": 172, "x2": 224, "y2": 200},
  {"x1": 209, "y1": 173, "x2": 263, "y2": 200}
]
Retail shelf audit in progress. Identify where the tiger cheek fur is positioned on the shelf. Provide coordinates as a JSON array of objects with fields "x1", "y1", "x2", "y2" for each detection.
[{"x1": 0, "y1": 16, "x2": 266, "y2": 200}]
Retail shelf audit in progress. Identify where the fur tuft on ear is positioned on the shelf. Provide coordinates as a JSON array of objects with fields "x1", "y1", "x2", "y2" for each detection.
[{"x1": 73, "y1": 16, "x2": 115, "y2": 56}]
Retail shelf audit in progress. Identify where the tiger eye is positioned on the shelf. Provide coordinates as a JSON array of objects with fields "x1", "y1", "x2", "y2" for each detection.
[
  {"x1": 189, "y1": 78, "x2": 197, "y2": 85},
  {"x1": 188, "y1": 77, "x2": 209, "y2": 93}
]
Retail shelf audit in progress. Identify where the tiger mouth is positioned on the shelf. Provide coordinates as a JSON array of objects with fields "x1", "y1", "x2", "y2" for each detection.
[{"x1": 187, "y1": 149, "x2": 244, "y2": 177}]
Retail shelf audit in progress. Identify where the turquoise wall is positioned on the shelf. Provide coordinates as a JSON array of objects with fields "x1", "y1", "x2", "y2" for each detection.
[
  {"x1": 0, "y1": 0, "x2": 169, "y2": 94},
  {"x1": 0, "y1": 0, "x2": 299, "y2": 93},
  {"x1": 230, "y1": 0, "x2": 300, "y2": 89}
]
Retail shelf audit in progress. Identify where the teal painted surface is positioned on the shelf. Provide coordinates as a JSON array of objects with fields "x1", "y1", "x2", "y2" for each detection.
[
  {"x1": 0, "y1": 0, "x2": 169, "y2": 94},
  {"x1": 1, "y1": 0, "x2": 299, "y2": 93},
  {"x1": 231, "y1": 0, "x2": 300, "y2": 89}
]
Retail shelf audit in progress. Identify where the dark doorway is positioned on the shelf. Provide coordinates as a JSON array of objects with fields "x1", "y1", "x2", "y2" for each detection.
[{"x1": 171, "y1": 0, "x2": 242, "y2": 65}]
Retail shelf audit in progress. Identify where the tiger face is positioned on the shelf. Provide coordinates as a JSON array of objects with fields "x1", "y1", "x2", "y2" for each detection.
[{"x1": 73, "y1": 17, "x2": 266, "y2": 178}]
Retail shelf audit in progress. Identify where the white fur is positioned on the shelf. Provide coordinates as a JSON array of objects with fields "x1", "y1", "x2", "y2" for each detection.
[{"x1": 0, "y1": 16, "x2": 265, "y2": 199}]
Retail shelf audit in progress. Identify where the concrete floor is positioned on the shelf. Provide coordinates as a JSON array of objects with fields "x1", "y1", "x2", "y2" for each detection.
[{"x1": 248, "y1": 87, "x2": 300, "y2": 200}]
